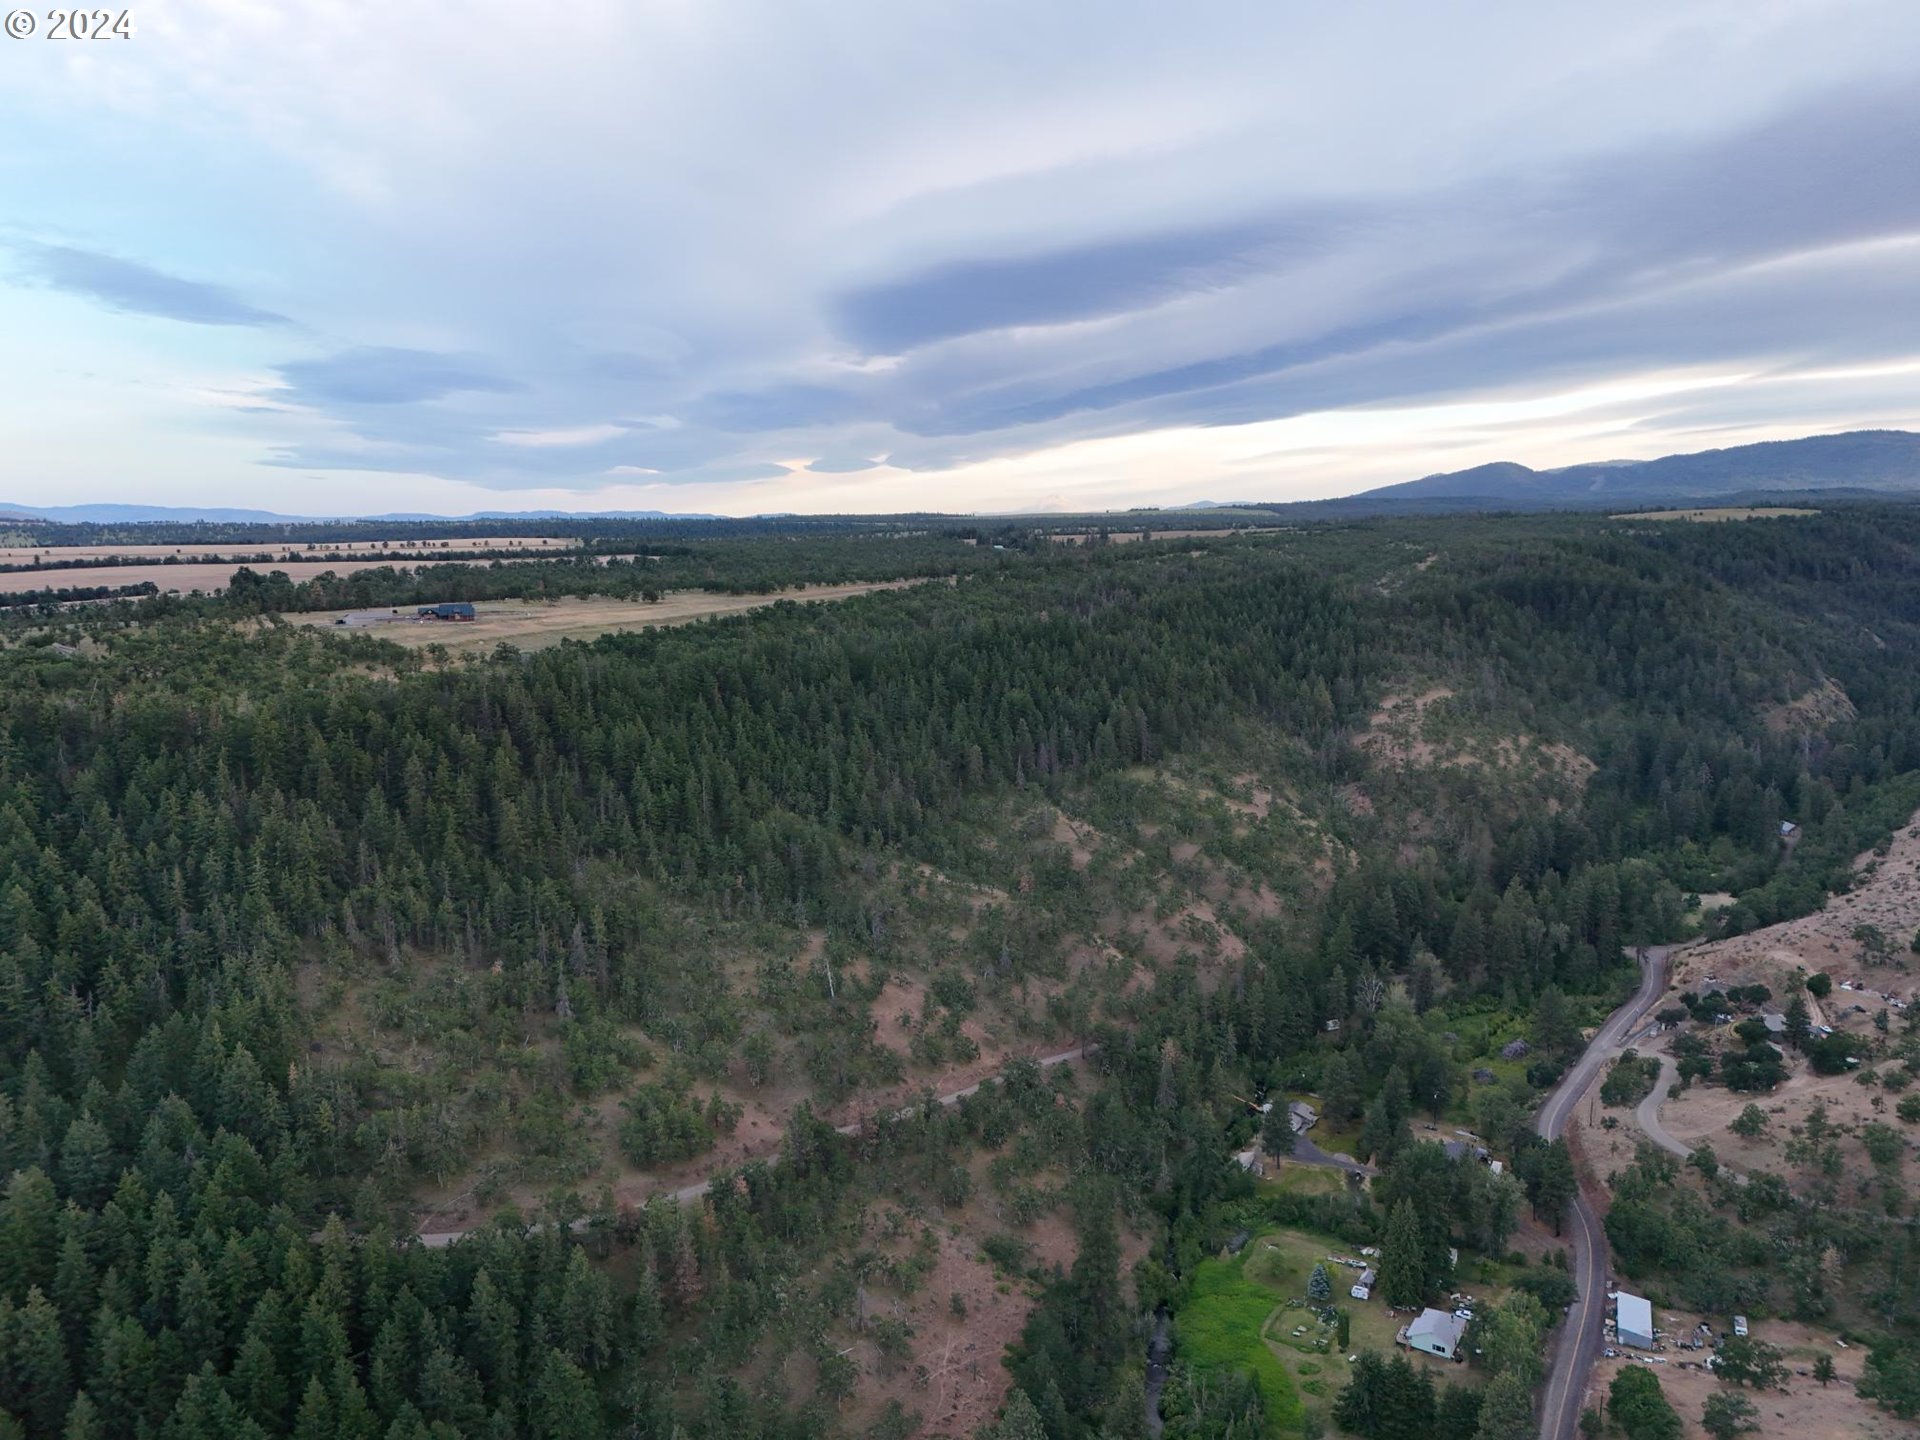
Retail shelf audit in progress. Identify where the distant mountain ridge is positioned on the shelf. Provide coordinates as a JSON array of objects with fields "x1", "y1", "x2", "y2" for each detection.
[{"x1": 1358, "y1": 429, "x2": 1920, "y2": 506}]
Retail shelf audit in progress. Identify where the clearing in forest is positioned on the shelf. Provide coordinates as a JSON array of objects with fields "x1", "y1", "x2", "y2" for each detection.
[
  {"x1": 296, "y1": 580, "x2": 922, "y2": 650},
  {"x1": 1610, "y1": 507, "x2": 1818, "y2": 522}
]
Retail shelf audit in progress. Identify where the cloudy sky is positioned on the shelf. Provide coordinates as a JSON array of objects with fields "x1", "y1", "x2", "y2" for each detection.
[{"x1": 3, "y1": 1, "x2": 1919, "y2": 516}]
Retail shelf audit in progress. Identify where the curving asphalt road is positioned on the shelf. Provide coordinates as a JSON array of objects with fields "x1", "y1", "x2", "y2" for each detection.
[{"x1": 1535, "y1": 945, "x2": 1674, "y2": 1440}]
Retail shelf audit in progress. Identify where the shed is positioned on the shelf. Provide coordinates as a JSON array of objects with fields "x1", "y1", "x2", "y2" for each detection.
[
  {"x1": 418, "y1": 601, "x2": 477, "y2": 621},
  {"x1": 1779, "y1": 821, "x2": 1799, "y2": 838},
  {"x1": 1404, "y1": 1308, "x2": 1467, "y2": 1360},
  {"x1": 1350, "y1": 1268, "x2": 1375, "y2": 1301},
  {"x1": 1616, "y1": 1292, "x2": 1655, "y2": 1350}
]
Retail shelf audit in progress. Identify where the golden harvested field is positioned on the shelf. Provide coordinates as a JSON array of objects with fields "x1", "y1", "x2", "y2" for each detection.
[
  {"x1": 1612, "y1": 507, "x2": 1818, "y2": 522},
  {"x1": 0, "y1": 548, "x2": 645, "y2": 597},
  {"x1": 295, "y1": 580, "x2": 925, "y2": 651},
  {"x1": 0, "y1": 536, "x2": 571, "y2": 562}
]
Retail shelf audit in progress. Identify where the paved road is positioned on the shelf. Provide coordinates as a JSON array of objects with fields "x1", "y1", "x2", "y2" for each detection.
[
  {"x1": 417, "y1": 1044, "x2": 1091, "y2": 1246},
  {"x1": 1535, "y1": 946, "x2": 1674, "y2": 1440}
]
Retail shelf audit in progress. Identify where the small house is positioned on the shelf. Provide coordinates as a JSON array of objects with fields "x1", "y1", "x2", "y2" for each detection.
[
  {"x1": 1403, "y1": 1309, "x2": 1467, "y2": 1360},
  {"x1": 1779, "y1": 821, "x2": 1799, "y2": 838},
  {"x1": 1289, "y1": 1100, "x2": 1319, "y2": 1133},
  {"x1": 417, "y1": 601, "x2": 477, "y2": 621},
  {"x1": 1616, "y1": 1292, "x2": 1655, "y2": 1350},
  {"x1": 1761, "y1": 1012, "x2": 1787, "y2": 1037},
  {"x1": 1350, "y1": 1268, "x2": 1375, "y2": 1301}
]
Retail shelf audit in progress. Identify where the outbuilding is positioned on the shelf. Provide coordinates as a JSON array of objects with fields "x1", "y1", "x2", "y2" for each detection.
[
  {"x1": 1616, "y1": 1292, "x2": 1655, "y2": 1350},
  {"x1": 417, "y1": 601, "x2": 477, "y2": 621}
]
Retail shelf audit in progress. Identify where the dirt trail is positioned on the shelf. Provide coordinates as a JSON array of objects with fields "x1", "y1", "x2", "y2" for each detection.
[{"x1": 414, "y1": 1044, "x2": 1089, "y2": 1246}]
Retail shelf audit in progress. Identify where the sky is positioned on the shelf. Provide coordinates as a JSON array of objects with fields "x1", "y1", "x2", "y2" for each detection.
[{"x1": 3, "y1": 1, "x2": 1920, "y2": 517}]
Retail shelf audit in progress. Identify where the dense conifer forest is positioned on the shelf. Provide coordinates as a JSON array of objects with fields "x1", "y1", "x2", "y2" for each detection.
[{"x1": 2, "y1": 505, "x2": 1919, "y2": 1439}]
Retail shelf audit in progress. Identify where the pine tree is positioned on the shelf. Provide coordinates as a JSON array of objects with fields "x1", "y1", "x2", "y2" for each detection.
[
  {"x1": 1332, "y1": 1351, "x2": 1389, "y2": 1437},
  {"x1": 1358, "y1": 1067, "x2": 1412, "y2": 1164},
  {"x1": 1262, "y1": 1103, "x2": 1297, "y2": 1158},
  {"x1": 1308, "y1": 1263, "x2": 1333, "y2": 1303},
  {"x1": 1472, "y1": 1371, "x2": 1534, "y2": 1440},
  {"x1": 61, "y1": 1389, "x2": 100, "y2": 1440},
  {"x1": 11, "y1": 1287, "x2": 72, "y2": 1434},
  {"x1": 1784, "y1": 993, "x2": 1812, "y2": 1050},
  {"x1": 1532, "y1": 1138, "x2": 1577, "y2": 1235},
  {"x1": 531, "y1": 1348, "x2": 603, "y2": 1440},
  {"x1": 994, "y1": 1388, "x2": 1048, "y2": 1440},
  {"x1": 1378, "y1": 1202, "x2": 1426, "y2": 1308},
  {"x1": 1435, "y1": 1384, "x2": 1482, "y2": 1440}
]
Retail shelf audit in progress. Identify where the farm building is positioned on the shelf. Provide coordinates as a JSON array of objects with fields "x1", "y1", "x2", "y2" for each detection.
[
  {"x1": 1350, "y1": 1268, "x2": 1375, "y2": 1301},
  {"x1": 418, "y1": 601, "x2": 477, "y2": 621},
  {"x1": 1616, "y1": 1292, "x2": 1655, "y2": 1350},
  {"x1": 1402, "y1": 1309, "x2": 1467, "y2": 1360}
]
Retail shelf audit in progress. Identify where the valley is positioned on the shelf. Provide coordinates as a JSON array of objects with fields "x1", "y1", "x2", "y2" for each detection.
[{"x1": 2, "y1": 507, "x2": 1919, "y2": 1440}]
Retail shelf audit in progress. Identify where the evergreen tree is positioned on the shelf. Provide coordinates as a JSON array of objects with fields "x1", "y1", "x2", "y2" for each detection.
[
  {"x1": 1531, "y1": 1139, "x2": 1577, "y2": 1235},
  {"x1": 1472, "y1": 1372, "x2": 1533, "y2": 1440},
  {"x1": 1332, "y1": 1352, "x2": 1390, "y2": 1439},
  {"x1": 995, "y1": 1388, "x2": 1049, "y2": 1440},
  {"x1": 1378, "y1": 1202, "x2": 1427, "y2": 1308},
  {"x1": 530, "y1": 1349, "x2": 602, "y2": 1440},
  {"x1": 1307, "y1": 1263, "x2": 1333, "y2": 1304}
]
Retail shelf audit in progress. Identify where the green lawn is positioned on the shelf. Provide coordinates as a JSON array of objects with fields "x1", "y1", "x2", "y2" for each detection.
[
  {"x1": 1260, "y1": 1165, "x2": 1347, "y2": 1198},
  {"x1": 1179, "y1": 1225, "x2": 1506, "y2": 1437},
  {"x1": 1179, "y1": 1257, "x2": 1306, "y2": 1435}
]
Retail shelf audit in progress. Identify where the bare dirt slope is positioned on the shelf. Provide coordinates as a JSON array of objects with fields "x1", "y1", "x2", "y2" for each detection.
[{"x1": 1670, "y1": 814, "x2": 1920, "y2": 1003}]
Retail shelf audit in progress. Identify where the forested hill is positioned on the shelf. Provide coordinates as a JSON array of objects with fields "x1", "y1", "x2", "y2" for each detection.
[
  {"x1": 0, "y1": 506, "x2": 1918, "y2": 1440},
  {"x1": 1358, "y1": 428, "x2": 1920, "y2": 506}
]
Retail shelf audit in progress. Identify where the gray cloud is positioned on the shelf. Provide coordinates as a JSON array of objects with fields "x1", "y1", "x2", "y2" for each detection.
[
  {"x1": 834, "y1": 217, "x2": 1303, "y2": 352},
  {"x1": 97, "y1": 2, "x2": 1916, "y2": 503},
  {"x1": 18, "y1": 243, "x2": 286, "y2": 326},
  {"x1": 864, "y1": 83, "x2": 1920, "y2": 443},
  {"x1": 277, "y1": 347, "x2": 520, "y2": 405}
]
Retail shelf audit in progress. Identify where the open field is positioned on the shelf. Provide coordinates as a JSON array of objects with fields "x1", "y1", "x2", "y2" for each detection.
[
  {"x1": 1611, "y1": 507, "x2": 1819, "y2": 522},
  {"x1": 296, "y1": 580, "x2": 926, "y2": 650},
  {"x1": 1181, "y1": 1223, "x2": 1503, "y2": 1434},
  {"x1": 1047, "y1": 527, "x2": 1283, "y2": 544},
  {"x1": 0, "y1": 551, "x2": 646, "y2": 597},
  {"x1": 0, "y1": 536, "x2": 573, "y2": 562}
]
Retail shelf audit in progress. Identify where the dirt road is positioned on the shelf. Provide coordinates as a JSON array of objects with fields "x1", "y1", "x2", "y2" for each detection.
[
  {"x1": 415, "y1": 1044, "x2": 1090, "y2": 1246},
  {"x1": 1535, "y1": 946, "x2": 1675, "y2": 1440}
]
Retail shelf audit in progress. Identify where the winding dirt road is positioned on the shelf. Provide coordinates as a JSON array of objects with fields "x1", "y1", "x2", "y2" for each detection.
[{"x1": 416, "y1": 1044, "x2": 1091, "y2": 1247}]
